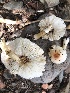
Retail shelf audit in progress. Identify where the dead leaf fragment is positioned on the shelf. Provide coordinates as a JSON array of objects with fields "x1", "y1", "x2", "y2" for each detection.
[
  {"x1": 48, "y1": 84, "x2": 53, "y2": 89},
  {"x1": 42, "y1": 84, "x2": 49, "y2": 89},
  {"x1": 42, "y1": 84, "x2": 53, "y2": 90},
  {"x1": 0, "y1": 80, "x2": 5, "y2": 89},
  {"x1": 0, "y1": 17, "x2": 21, "y2": 24}
]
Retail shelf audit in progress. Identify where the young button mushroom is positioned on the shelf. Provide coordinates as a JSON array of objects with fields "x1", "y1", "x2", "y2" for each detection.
[
  {"x1": 48, "y1": 38, "x2": 69, "y2": 64},
  {"x1": 0, "y1": 37, "x2": 46, "y2": 79},
  {"x1": 34, "y1": 15, "x2": 66, "y2": 41}
]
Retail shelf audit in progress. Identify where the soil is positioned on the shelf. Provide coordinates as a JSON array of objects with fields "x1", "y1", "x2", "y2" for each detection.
[{"x1": 0, "y1": 0, "x2": 70, "y2": 93}]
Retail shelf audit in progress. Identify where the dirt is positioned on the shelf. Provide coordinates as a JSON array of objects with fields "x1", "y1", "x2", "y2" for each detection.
[{"x1": 0, "y1": 0, "x2": 70, "y2": 93}]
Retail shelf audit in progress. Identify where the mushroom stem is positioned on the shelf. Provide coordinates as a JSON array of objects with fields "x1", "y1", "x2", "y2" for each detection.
[
  {"x1": 34, "y1": 31, "x2": 46, "y2": 40},
  {"x1": 63, "y1": 38, "x2": 69, "y2": 50},
  {"x1": 34, "y1": 25, "x2": 53, "y2": 40},
  {"x1": 0, "y1": 38, "x2": 20, "y2": 63}
]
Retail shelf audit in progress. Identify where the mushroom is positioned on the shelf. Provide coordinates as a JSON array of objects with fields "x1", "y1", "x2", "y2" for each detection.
[
  {"x1": 34, "y1": 15, "x2": 66, "y2": 41},
  {"x1": 0, "y1": 37, "x2": 46, "y2": 79},
  {"x1": 40, "y1": 0, "x2": 59, "y2": 7},
  {"x1": 48, "y1": 38, "x2": 69, "y2": 64}
]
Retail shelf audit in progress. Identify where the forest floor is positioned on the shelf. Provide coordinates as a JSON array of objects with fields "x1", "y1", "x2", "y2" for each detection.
[{"x1": 0, "y1": 0, "x2": 70, "y2": 93}]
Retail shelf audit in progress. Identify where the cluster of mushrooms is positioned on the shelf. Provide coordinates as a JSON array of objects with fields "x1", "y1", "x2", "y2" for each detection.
[{"x1": 0, "y1": 13, "x2": 69, "y2": 80}]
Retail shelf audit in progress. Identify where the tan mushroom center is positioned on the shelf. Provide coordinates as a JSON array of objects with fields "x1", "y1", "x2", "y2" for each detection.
[
  {"x1": 53, "y1": 52, "x2": 60, "y2": 59},
  {"x1": 20, "y1": 56, "x2": 30, "y2": 64}
]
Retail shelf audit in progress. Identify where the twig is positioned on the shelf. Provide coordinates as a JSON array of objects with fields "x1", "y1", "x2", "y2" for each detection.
[
  {"x1": 66, "y1": 24, "x2": 70, "y2": 29},
  {"x1": 64, "y1": 19, "x2": 70, "y2": 22},
  {"x1": 0, "y1": 17, "x2": 21, "y2": 24},
  {"x1": 20, "y1": 20, "x2": 40, "y2": 27}
]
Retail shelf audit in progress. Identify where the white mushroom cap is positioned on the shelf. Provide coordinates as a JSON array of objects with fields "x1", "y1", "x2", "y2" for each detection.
[
  {"x1": 39, "y1": 15, "x2": 66, "y2": 41},
  {"x1": 48, "y1": 45, "x2": 67, "y2": 64},
  {"x1": 40, "y1": 0, "x2": 59, "y2": 7},
  {"x1": 0, "y1": 37, "x2": 46, "y2": 79},
  {"x1": 48, "y1": 37, "x2": 69, "y2": 64}
]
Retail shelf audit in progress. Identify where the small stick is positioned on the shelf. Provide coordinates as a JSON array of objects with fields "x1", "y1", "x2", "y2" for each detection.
[
  {"x1": 66, "y1": 24, "x2": 70, "y2": 30},
  {"x1": 64, "y1": 19, "x2": 70, "y2": 22},
  {"x1": 20, "y1": 20, "x2": 40, "y2": 27},
  {"x1": 0, "y1": 17, "x2": 21, "y2": 25}
]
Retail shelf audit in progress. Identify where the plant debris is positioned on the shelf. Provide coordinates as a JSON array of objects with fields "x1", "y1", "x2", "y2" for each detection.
[{"x1": 0, "y1": 80, "x2": 5, "y2": 89}]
